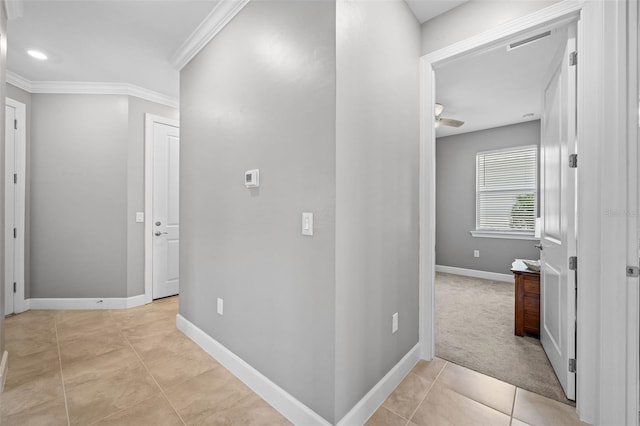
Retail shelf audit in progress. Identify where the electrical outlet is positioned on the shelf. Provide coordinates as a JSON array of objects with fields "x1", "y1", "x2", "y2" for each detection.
[
  {"x1": 217, "y1": 298, "x2": 224, "y2": 316},
  {"x1": 392, "y1": 312, "x2": 399, "y2": 334},
  {"x1": 474, "y1": 250, "x2": 480, "y2": 258}
]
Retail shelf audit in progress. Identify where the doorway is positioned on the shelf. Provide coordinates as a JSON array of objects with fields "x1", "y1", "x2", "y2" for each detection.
[
  {"x1": 430, "y1": 21, "x2": 576, "y2": 404},
  {"x1": 144, "y1": 114, "x2": 180, "y2": 302},
  {"x1": 4, "y1": 98, "x2": 26, "y2": 315}
]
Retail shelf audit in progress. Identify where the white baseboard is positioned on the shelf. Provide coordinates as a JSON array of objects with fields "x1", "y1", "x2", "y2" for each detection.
[
  {"x1": 336, "y1": 343, "x2": 420, "y2": 426},
  {"x1": 176, "y1": 314, "x2": 331, "y2": 425},
  {"x1": 435, "y1": 265, "x2": 513, "y2": 283},
  {"x1": 176, "y1": 314, "x2": 420, "y2": 426},
  {"x1": 0, "y1": 351, "x2": 8, "y2": 395},
  {"x1": 26, "y1": 294, "x2": 148, "y2": 310}
]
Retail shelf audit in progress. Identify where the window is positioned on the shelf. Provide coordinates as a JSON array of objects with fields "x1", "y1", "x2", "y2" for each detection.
[{"x1": 472, "y1": 145, "x2": 537, "y2": 239}]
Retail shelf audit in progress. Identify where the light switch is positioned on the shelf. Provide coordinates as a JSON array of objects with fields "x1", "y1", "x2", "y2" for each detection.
[
  {"x1": 217, "y1": 298, "x2": 224, "y2": 315},
  {"x1": 302, "y1": 212, "x2": 313, "y2": 236},
  {"x1": 135, "y1": 212, "x2": 144, "y2": 223}
]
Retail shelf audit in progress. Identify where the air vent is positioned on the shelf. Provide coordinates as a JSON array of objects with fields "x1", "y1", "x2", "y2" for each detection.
[{"x1": 507, "y1": 31, "x2": 552, "y2": 51}]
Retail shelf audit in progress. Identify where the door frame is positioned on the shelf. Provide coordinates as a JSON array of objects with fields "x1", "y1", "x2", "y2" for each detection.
[
  {"x1": 419, "y1": 1, "x2": 637, "y2": 424},
  {"x1": 4, "y1": 97, "x2": 26, "y2": 315},
  {"x1": 144, "y1": 114, "x2": 180, "y2": 304}
]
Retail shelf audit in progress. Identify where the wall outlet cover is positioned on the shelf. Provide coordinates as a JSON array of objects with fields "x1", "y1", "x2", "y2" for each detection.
[{"x1": 474, "y1": 250, "x2": 480, "y2": 258}]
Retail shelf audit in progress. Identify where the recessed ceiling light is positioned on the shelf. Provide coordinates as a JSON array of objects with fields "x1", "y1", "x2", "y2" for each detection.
[{"x1": 27, "y1": 50, "x2": 47, "y2": 60}]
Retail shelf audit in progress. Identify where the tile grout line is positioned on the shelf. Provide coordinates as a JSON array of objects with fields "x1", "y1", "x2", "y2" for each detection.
[
  {"x1": 53, "y1": 316, "x2": 71, "y2": 426},
  {"x1": 509, "y1": 388, "x2": 519, "y2": 425},
  {"x1": 404, "y1": 360, "x2": 449, "y2": 424},
  {"x1": 110, "y1": 309, "x2": 188, "y2": 426}
]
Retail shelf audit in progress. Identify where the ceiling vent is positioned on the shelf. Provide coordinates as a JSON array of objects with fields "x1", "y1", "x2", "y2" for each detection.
[{"x1": 507, "y1": 30, "x2": 552, "y2": 51}]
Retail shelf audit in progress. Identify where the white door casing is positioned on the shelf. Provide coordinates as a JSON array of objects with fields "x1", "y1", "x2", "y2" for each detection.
[
  {"x1": 144, "y1": 114, "x2": 180, "y2": 302},
  {"x1": 539, "y1": 24, "x2": 577, "y2": 401},
  {"x1": 4, "y1": 98, "x2": 26, "y2": 315}
]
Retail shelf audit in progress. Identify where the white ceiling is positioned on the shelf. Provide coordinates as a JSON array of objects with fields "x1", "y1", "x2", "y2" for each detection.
[
  {"x1": 404, "y1": 0, "x2": 468, "y2": 24},
  {"x1": 435, "y1": 28, "x2": 565, "y2": 138},
  {"x1": 7, "y1": 0, "x2": 219, "y2": 99}
]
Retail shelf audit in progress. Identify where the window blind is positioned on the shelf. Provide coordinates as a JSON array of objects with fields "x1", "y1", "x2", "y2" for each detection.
[{"x1": 476, "y1": 145, "x2": 537, "y2": 233}]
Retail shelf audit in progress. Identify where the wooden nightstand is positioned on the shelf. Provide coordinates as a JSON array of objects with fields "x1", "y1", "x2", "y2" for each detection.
[{"x1": 511, "y1": 259, "x2": 540, "y2": 337}]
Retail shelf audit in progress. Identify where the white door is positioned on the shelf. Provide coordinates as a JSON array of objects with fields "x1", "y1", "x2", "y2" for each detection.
[
  {"x1": 152, "y1": 120, "x2": 180, "y2": 299},
  {"x1": 4, "y1": 104, "x2": 16, "y2": 315},
  {"x1": 4, "y1": 99, "x2": 25, "y2": 315},
  {"x1": 539, "y1": 24, "x2": 577, "y2": 401}
]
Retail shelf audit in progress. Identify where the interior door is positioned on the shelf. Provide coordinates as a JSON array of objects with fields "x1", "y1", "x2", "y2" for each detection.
[
  {"x1": 539, "y1": 24, "x2": 577, "y2": 400},
  {"x1": 4, "y1": 104, "x2": 16, "y2": 314},
  {"x1": 152, "y1": 121, "x2": 180, "y2": 299}
]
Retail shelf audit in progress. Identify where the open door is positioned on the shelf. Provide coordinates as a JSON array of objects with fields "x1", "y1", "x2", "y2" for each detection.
[{"x1": 539, "y1": 24, "x2": 577, "y2": 401}]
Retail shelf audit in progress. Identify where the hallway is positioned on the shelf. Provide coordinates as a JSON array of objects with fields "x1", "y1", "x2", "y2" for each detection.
[
  {"x1": 0, "y1": 297, "x2": 289, "y2": 425},
  {"x1": 1, "y1": 296, "x2": 585, "y2": 425}
]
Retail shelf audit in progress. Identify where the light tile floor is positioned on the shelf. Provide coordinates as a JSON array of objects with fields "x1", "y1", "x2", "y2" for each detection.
[
  {"x1": 1, "y1": 296, "x2": 586, "y2": 426},
  {"x1": 0, "y1": 297, "x2": 290, "y2": 425},
  {"x1": 367, "y1": 357, "x2": 587, "y2": 426}
]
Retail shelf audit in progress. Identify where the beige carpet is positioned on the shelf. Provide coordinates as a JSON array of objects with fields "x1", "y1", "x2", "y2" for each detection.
[{"x1": 435, "y1": 272, "x2": 573, "y2": 405}]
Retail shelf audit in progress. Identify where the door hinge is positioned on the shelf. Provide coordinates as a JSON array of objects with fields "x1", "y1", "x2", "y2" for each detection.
[
  {"x1": 569, "y1": 51, "x2": 577, "y2": 66},
  {"x1": 569, "y1": 154, "x2": 578, "y2": 168},
  {"x1": 13, "y1": 228, "x2": 16, "y2": 239},
  {"x1": 13, "y1": 282, "x2": 16, "y2": 293},
  {"x1": 569, "y1": 358, "x2": 577, "y2": 373},
  {"x1": 569, "y1": 256, "x2": 577, "y2": 271},
  {"x1": 13, "y1": 119, "x2": 17, "y2": 130},
  {"x1": 627, "y1": 266, "x2": 639, "y2": 277},
  {"x1": 13, "y1": 173, "x2": 17, "y2": 184}
]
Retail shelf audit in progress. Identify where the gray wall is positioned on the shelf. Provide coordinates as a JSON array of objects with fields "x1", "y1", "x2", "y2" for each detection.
[
  {"x1": 30, "y1": 94, "x2": 129, "y2": 298},
  {"x1": 421, "y1": 0, "x2": 562, "y2": 55},
  {"x1": 16, "y1": 91, "x2": 176, "y2": 299},
  {"x1": 126, "y1": 97, "x2": 178, "y2": 297},
  {"x1": 6, "y1": 84, "x2": 31, "y2": 299},
  {"x1": 180, "y1": 0, "x2": 337, "y2": 421},
  {"x1": 436, "y1": 121, "x2": 540, "y2": 274},
  {"x1": 334, "y1": 0, "x2": 420, "y2": 420}
]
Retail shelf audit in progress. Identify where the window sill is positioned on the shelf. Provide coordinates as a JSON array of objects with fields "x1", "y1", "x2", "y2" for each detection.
[{"x1": 470, "y1": 230, "x2": 539, "y2": 241}]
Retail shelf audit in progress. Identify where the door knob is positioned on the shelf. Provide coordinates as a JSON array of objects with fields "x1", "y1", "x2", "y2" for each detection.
[
  {"x1": 534, "y1": 244, "x2": 543, "y2": 250},
  {"x1": 155, "y1": 231, "x2": 168, "y2": 236},
  {"x1": 155, "y1": 221, "x2": 161, "y2": 226}
]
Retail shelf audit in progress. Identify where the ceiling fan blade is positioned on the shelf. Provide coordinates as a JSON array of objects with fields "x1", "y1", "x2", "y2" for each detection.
[{"x1": 438, "y1": 118, "x2": 464, "y2": 128}]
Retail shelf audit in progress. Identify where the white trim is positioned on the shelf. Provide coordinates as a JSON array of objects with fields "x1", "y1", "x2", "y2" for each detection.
[
  {"x1": 176, "y1": 314, "x2": 331, "y2": 426},
  {"x1": 0, "y1": 351, "x2": 7, "y2": 396},
  {"x1": 171, "y1": 0, "x2": 250, "y2": 70},
  {"x1": 6, "y1": 72, "x2": 31, "y2": 93},
  {"x1": 469, "y1": 230, "x2": 538, "y2": 241},
  {"x1": 337, "y1": 344, "x2": 420, "y2": 426},
  {"x1": 435, "y1": 265, "x2": 513, "y2": 283},
  {"x1": 25, "y1": 294, "x2": 147, "y2": 310},
  {"x1": 6, "y1": 71, "x2": 179, "y2": 109},
  {"x1": 3, "y1": 0, "x2": 23, "y2": 20},
  {"x1": 144, "y1": 114, "x2": 180, "y2": 304},
  {"x1": 419, "y1": 1, "x2": 636, "y2": 424},
  {"x1": 5, "y1": 98, "x2": 26, "y2": 315}
]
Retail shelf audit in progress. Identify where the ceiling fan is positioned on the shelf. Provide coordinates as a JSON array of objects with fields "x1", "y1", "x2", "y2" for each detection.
[{"x1": 435, "y1": 103, "x2": 464, "y2": 128}]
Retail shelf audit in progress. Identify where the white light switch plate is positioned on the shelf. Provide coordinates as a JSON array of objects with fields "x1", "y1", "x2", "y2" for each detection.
[
  {"x1": 217, "y1": 298, "x2": 224, "y2": 316},
  {"x1": 135, "y1": 212, "x2": 145, "y2": 223},
  {"x1": 392, "y1": 312, "x2": 398, "y2": 334},
  {"x1": 302, "y1": 212, "x2": 313, "y2": 236}
]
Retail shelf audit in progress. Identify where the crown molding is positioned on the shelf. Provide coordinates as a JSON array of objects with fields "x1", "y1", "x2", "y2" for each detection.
[
  {"x1": 3, "y1": 0, "x2": 24, "y2": 20},
  {"x1": 171, "y1": 0, "x2": 250, "y2": 70},
  {"x1": 6, "y1": 71, "x2": 179, "y2": 109}
]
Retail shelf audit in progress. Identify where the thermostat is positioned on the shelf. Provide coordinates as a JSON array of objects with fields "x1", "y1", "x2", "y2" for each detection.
[{"x1": 245, "y1": 169, "x2": 259, "y2": 188}]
